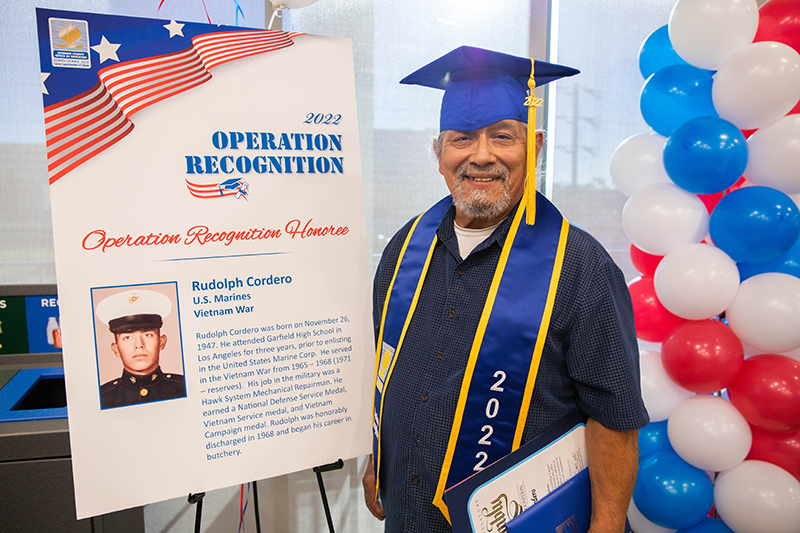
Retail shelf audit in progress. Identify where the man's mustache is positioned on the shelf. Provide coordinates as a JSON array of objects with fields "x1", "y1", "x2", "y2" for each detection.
[{"x1": 455, "y1": 163, "x2": 510, "y2": 182}]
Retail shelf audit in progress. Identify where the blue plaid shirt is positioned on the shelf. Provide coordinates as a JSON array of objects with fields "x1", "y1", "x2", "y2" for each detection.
[{"x1": 374, "y1": 201, "x2": 648, "y2": 533}]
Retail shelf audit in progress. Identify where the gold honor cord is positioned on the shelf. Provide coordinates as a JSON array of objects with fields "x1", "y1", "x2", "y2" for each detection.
[
  {"x1": 374, "y1": 213, "x2": 424, "y2": 385},
  {"x1": 524, "y1": 58, "x2": 543, "y2": 226},
  {"x1": 372, "y1": 212, "x2": 422, "y2": 498},
  {"x1": 432, "y1": 195, "x2": 530, "y2": 523},
  {"x1": 512, "y1": 216, "x2": 570, "y2": 447},
  {"x1": 373, "y1": 212, "x2": 438, "y2": 499}
]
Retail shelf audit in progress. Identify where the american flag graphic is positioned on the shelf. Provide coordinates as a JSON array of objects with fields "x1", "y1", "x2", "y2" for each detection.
[
  {"x1": 38, "y1": 9, "x2": 301, "y2": 185},
  {"x1": 186, "y1": 177, "x2": 249, "y2": 199}
]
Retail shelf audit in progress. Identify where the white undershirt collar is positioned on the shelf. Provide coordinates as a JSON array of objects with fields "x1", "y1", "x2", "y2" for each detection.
[{"x1": 453, "y1": 219, "x2": 504, "y2": 258}]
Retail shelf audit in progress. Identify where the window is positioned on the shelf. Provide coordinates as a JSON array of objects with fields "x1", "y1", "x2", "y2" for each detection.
[
  {"x1": 548, "y1": 0, "x2": 678, "y2": 281},
  {"x1": 286, "y1": 0, "x2": 532, "y2": 272}
]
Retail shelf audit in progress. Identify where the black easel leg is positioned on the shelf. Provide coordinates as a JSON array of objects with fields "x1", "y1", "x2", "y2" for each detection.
[
  {"x1": 315, "y1": 470, "x2": 335, "y2": 533},
  {"x1": 188, "y1": 492, "x2": 205, "y2": 533},
  {"x1": 313, "y1": 459, "x2": 344, "y2": 533},
  {"x1": 194, "y1": 499, "x2": 203, "y2": 533},
  {"x1": 252, "y1": 481, "x2": 262, "y2": 533}
]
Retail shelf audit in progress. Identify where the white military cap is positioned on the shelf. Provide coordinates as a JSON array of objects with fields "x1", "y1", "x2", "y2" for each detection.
[{"x1": 96, "y1": 289, "x2": 172, "y2": 333}]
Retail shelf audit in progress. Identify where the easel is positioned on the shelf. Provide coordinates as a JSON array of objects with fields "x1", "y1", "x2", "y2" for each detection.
[{"x1": 188, "y1": 458, "x2": 345, "y2": 533}]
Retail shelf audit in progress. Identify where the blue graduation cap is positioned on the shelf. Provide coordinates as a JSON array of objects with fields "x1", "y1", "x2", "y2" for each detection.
[
  {"x1": 400, "y1": 46, "x2": 579, "y2": 224},
  {"x1": 400, "y1": 46, "x2": 579, "y2": 132}
]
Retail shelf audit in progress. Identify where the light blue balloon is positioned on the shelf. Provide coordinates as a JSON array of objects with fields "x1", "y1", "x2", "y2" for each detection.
[
  {"x1": 710, "y1": 186, "x2": 800, "y2": 263},
  {"x1": 639, "y1": 25, "x2": 690, "y2": 79},
  {"x1": 677, "y1": 517, "x2": 735, "y2": 533},
  {"x1": 633, "y1": 452, "x2": 714, "y2": 530},
  {"x1": 640, "y1": 64, "x2": 718, "y2": 137},
  {"x1": 664, "y1": 117, "x2": 748, "y2": 194},
  {"x1": 737, "y1": 237, "x2": 800, "y2": 280},
  {"x1": 638, "y1": 420, "x2": 673, "y2": 459}
]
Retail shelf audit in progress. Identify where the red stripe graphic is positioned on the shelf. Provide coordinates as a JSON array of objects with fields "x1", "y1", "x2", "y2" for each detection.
[
  {"x1": 44, "y1": 30, "x2": 303, "y2": 184},
  {"x1": 185, "y1": 179, "x2": 243, "y2": 199}
]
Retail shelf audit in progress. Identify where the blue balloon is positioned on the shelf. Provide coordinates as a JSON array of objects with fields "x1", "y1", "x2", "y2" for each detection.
[
  {"x1": 638, "y1": 420, "x2": 673, "y2": 459},
  {"x1": 664, "y1": 117, "x2": 748, "y2": 194},
  {"x1": 710, "y1": 186, "x2": 800, "y2": 263},
  {"x1": 738, "y1": 237, "x2": 800, "y2": 280},
  {"x1": 633, "y1": 452, "x2": 714, "y2": 530},
  {"x1": 639, "y1": 25, "x2": 690, "y2": 78},
  {"x1": 677, "y1": 517, "x2": 735, "y2": 533},
  {"x1": 640, "y1": 64, "x2": 718, "y2": 137}
]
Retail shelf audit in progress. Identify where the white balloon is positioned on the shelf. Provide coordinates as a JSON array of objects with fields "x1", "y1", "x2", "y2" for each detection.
[
  {"x1": 741, "y1": 340, "x2": 800, "y2": 361},
  {"x1": 610, "y1": 133, "x2": 671, "y2": 197},
  {"x1": 627, "y1": 498, "x2": 677, "y2": 533},
  {"x1": 713, "y1": 41, "x2": 800, "y2": 130},
  {"x1": 667, "y1": 395, "x2": 751, "y2": 472},
  {"x1": 654, "y1": 243, "x2": 740, "y2": 320},
  {"x1": 727, "y1": 273, "x2": 800, "y2": 353},
  {"x1": 638, "y1": 339, "x2": 663, "y2": 353},
  {"x1": 622, "y1": 183, "x2": 709, "y2": 256},
  {"x1": 668, "y1": 0, "x2": 759, "y2": 70},
  {"x1": 745, "y1": 114, "x2": 800, "y2": 195},
  {"x1": 715, "y1": 460, "x2": 800, "y2": 533},
  {"x1": 779, "y1": 346, "x2": 800, "y2": 363},
  {"x1": 742, "y1": 342, "x2": 767, "y2": 358},
  {"x1": 639, "y1": 350, "x2": 695, "y2": 422}
]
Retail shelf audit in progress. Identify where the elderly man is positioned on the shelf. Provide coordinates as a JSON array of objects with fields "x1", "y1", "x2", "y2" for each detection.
[
  {"x1": 363, "y1": 46, "x2": 648, "y2": 533},
  {"x1": 96, "y1": 289, "x2": 185, "y2": 409}
]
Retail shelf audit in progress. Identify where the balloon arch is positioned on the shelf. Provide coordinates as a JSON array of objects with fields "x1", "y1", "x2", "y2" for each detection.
[{"x1": 609, "y1": 1, "x2": 800, "y2": 532}]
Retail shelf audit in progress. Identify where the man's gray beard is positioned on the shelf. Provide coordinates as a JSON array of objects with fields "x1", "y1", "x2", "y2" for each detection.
[{"x1": 451, "y1": 164, "x2": 514, "y2": 222}]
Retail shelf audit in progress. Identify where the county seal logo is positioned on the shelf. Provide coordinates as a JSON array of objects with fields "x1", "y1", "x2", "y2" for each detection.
[{"x1": 48, "y1": 18, "x2": 90, "y2": 68}]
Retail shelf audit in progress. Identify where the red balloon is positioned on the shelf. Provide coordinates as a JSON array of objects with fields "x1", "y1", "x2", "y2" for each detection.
[
  {"x1": 697, "y1": 191, "x2": 725, "y2": 214},
  {"x1": 728, "y1": 354, "x2": 800, "y2": 432},
  {"x1": 754, "y1": 0, "x2": 800, "y2": 54},
  {"x1": 630, "y1": 244, "x2": 663, "y2": 277},
  {"x1": 747, "y1": 425, "x2": 800, "y2": 482},
  {"x1": 627, "y1": 276, "x2": 687, "y2": 343},
  {"x1": 726, "y1": 176, "x2": 747, "y2": 194},
  {"x1": 704, "y1": 177, "x2": 748, "y2": 212},
  {"x1": 661, "y1": 320, "x2": 744, "y2": 393},
  {"x1": 700, "y1": 177, "x2": 749, "y2": 219}
]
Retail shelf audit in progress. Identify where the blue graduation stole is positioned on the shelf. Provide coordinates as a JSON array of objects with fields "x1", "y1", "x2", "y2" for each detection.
[{"x1": 371, "y1": 192, "x2": 569, "y2": 523}]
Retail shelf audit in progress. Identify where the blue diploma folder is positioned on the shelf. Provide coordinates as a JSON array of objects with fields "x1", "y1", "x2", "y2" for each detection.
[
  {"x1": 506, "y1": 467, "x2": 590, "y2": 533},
  {"x1": 444, "y1": 410, "x2": 589, "y2": 533}
]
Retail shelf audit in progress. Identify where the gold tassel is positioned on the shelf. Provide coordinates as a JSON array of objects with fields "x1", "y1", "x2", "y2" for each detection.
[{"x1": 524, "y1": 58, "x2": 542, "y2": 226}]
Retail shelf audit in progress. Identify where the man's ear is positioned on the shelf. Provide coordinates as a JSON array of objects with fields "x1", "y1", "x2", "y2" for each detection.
[
  {"x1": 111, "y1": 343, "x2": 121, "y2": 359},
  {"x1": 159, "y1": 335, "x2": 167, "y2": 351},
  {"x1": 434, "y1": 138, "x2": 444, "y2": 176},
  {"x1": 535, "y1": 131, "x2": 544, "y2": 161}
]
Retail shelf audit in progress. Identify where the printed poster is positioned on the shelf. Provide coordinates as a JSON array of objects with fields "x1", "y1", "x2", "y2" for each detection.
[{"x1": 36, "y1": 9, "x2": 373, "y2": 518}]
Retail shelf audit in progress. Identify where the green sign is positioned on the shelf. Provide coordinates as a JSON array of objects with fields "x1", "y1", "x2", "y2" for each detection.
[{"x1": 0, "y1": 296, "x2": 30, "y2": 355}]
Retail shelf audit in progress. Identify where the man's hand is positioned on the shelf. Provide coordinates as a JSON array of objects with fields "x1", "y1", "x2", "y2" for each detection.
[
  {"x1": 585, "y1": 418, "x2": 639, "y2": 533},
  {"x1": 362, "y1": 455, "x2": 385, "y2": 521}
]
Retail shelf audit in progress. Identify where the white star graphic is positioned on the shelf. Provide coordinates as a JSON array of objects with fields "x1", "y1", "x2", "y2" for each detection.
[
  {"x1": 164, "y1": 20, "x2": 185, "y2": 38},
  {"x1": 41, "y1": 72, "x2": 50, "y2": 95},
  {"x1": 91, "y1": 36, "x2": 121, "y2": 64}
]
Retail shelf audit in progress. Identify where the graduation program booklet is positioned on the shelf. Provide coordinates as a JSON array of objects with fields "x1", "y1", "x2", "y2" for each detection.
[{"x1": 445, "y1": 410, "x2": 588, "y2": 533}]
